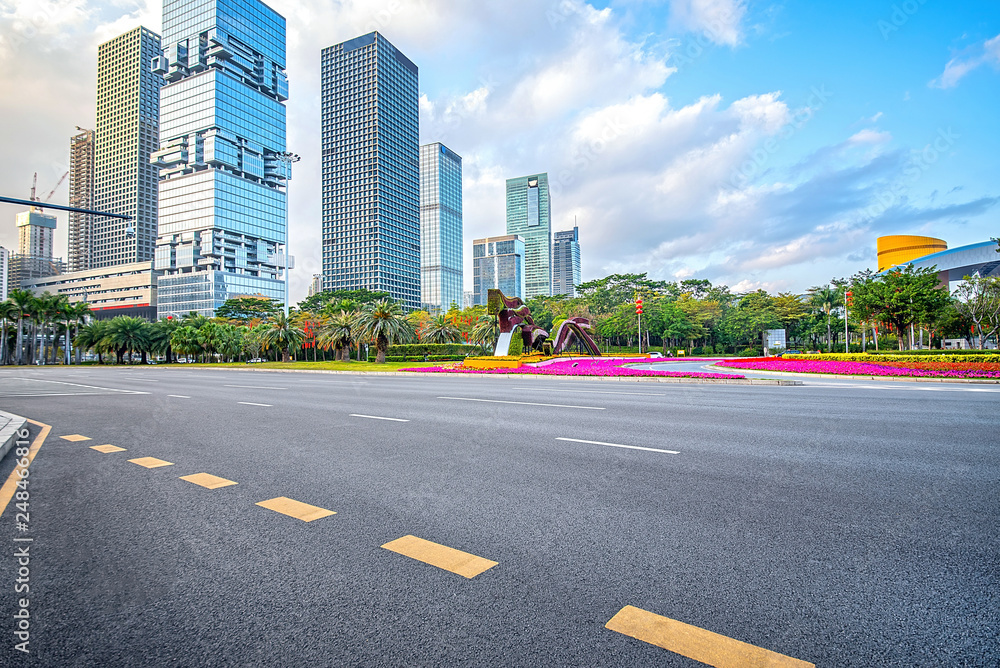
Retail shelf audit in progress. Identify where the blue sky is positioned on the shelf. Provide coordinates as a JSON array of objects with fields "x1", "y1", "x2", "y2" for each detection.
[{"x1": 1, "y1": 0, "x2": 997, "y2": 300}]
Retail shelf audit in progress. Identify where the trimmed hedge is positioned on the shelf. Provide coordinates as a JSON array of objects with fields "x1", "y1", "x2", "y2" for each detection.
[
  {"x1": 369, "y1": 355, "x2": 468, "y2": 363},
  {"x1": 785, "y1": 353, "x2": 1000, "y2": 364},
  {"x1": 383, "y1": 343, "x2": 479, "y2": 356}
]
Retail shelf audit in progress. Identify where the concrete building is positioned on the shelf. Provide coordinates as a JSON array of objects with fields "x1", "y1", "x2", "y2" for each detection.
[
  {"x1": 152, "y1": 0, "x2": 290, "y2": 318},
  {"x1": 552, "y1": 226, "x2": 581, "y2": 297},
  {"x1": 321, "y1": 32, "x2": 420, "y2": 309},
  {"x1": 68, "y1": 128, "x2": 96, "y2": 272},
  {"x1": 472, "y1": 234, "x2": 524, "y2": 306},
  {"x1": 0, "y1": 246, "x2": 9, "y2": 301},
  {"x1": 506, "y1": 173, "x2": 551, "y2": 299},
  {"x1": 420, "y1": 142, "x2": 463, "y2": 313},
  {"x1": 21, "y1": 262, "x2": 160, "y2": 321},
  {"x1": 17, "y1": 210, "x2": 56, "y2": 259},
  {"x1": 307, "y1": 273, "x2": 323, "y2": 297},
  {"x1": 94, "y1": 27, "x2": 163, "y2": 269},
  {"x1": 463, "y1": 290, "x2": 475, "y2": 309},
  {"x1": 889, "y1": 240, "x2": 1000, "y2": 287}
]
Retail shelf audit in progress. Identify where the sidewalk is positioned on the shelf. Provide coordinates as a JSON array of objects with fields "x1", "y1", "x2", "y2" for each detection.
[{"x1": 0, "y1": 410, "x2": 28, "y2": 461}]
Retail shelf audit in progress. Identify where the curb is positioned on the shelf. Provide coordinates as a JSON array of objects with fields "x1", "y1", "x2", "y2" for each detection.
[
  {"x1": 151, "y1": 366, "x2": 802, "y2": 386},
  {"x1": 703, "y1": 364, "x2": 1000, "y2": 384},
  {"x1": 0, "y1": 410, "x2": 29, "y2": 462}
]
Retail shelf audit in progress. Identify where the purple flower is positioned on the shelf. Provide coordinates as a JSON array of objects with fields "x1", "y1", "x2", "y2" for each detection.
[
  {"x1": 403, "y1": 358, "x2": 745, "y2": 379},
  {"x1": 716, "y1": 359, "x2": 1000, "y2": 378}
]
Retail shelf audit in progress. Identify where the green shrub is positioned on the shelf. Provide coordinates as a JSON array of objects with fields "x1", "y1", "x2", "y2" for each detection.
[{"x1": 383, "y1": 343, "x2": 477, "y2": 357}]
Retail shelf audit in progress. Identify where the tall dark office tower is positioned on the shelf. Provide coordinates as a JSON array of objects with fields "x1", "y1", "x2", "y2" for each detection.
[
  {"x1": 68, "y1": 127, "x2": 95, "y2": 272},
  {"x1": 552, "y1": 226, "x2": 581, "y2": 297},
  {"x1": 321, "y1": 32, "x2": 420, "y2": 310},
  {"x1": 506, "y1": 173, "x2": 551, "y2": 299},
  {"x1": 152, "y1": 0, "x2": 290, "y2": 318},
  {"x1": 420, "y1": 142, "x2": 462, "y2": 313},
  {"x1": 94, "y1": 26, "x2": 163, "y2": 268}
]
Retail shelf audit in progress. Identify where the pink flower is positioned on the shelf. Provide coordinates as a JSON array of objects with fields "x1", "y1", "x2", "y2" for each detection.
[{"x1": 403, "y1": 358, "x2": 744, "y2": 379}]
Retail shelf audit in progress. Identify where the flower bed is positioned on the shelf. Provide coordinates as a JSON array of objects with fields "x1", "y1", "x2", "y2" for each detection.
[
  {"x1": 717, "y1": 357, "x2": 1000, "y2": 379},
  {"x1": 403, "y1": 357, "x2": 744, "y2": 379}
]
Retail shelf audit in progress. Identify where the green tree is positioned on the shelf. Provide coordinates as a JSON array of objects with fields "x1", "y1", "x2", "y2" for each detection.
[
  {"x1": 297, "y1": 288, "x2": 390, "y2": 313},
  {"x1": 261, "y1": 311, "x2": 306, "y2": 363},
  {"x1": 149, "y1": 318, "x2": 179, "y2": 363},
  {"x1": 852, "y1": 265, "x2": 950, "y2": 350},
  {"x1": 170, "y1": 325, "x2": 203, "y2": 362},
  {"x1": 807, "y1": 285, "x2": 840, "y2": 351},
  {"x1": 952, "y1": 275, "x2": 1000, "y2": 349},
  {"x1": 419, "y1": 314, "x2": 461, "y2": 344},
  {"x1": 214, "y1": 296, "x2": 282, "y2": 323},
  {"x1": 105, "y1": 316, "x2": 151, "y2": 364},
  {"x1": 8, "y1": 290, "x2": 36, "y2": 365},
  {"x1": 470, "y1": 314, "x2": 500, "y2": 353},
  {"x1": 354, "y1": 299, "x2": 414, "y2": 364},
  {"x1": 0, "y1": 300, "x2": 18, "y2": 365},
  {"x1": 317, "y1": 310, "x2": 355, "y2": 361}
]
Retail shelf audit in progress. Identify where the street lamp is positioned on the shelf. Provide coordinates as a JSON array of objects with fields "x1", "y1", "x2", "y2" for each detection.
[{"x1": 277, "y1": 151, "x2": 300, "y2": 315}]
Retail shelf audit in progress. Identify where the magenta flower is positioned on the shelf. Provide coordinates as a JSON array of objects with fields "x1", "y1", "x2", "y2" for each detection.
[
  {"x1": 717, "y1": 358, "x2": 1000, "y2": 379},
  {"x1": 403, "y1": 358, "x2": 745, "y2": 379}
]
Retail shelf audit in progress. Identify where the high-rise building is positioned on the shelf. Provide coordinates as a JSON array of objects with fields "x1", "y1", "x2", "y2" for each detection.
[
  {"x1": 472, "y1": 234, "x2": 524, "y2": 306},
  {"x1": 321, "y1": 32, "x2": 420, "y2": 310},
  {"x1": 17, "y1": 211, "x2": 56, "y2": 259},
  {"x1": 68, "y1": 128, "x2": 95, "y2": 272},
  {"x1": 94, "y1": 27, "x2": 163, "y2": 269},
  {"x1": 419, "y1": 142, "x2": 462, "y2": 313},
  {"x1": 505, "y1": 173, "x2": 551, "y2": 299},
  {"x1": 552, "y1": 226, "x2": 581, "y2": 297},
  {"x1": 307, "y1": 273, "x2": 323, "y2": 297},
  {"x1": 152, "y1": 0, "x2": 290, "y2": 318},
  {"x1": 0, "y1": 246, "x2": 9, "y2": 301}
]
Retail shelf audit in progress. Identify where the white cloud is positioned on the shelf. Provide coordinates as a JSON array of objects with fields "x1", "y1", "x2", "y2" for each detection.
[
  {"x1": 929, "y1": 33, "x2": 1000, "y2": 89},
  {"x1": 669, "y1": 0, "x2": 747, "y2": 47}
]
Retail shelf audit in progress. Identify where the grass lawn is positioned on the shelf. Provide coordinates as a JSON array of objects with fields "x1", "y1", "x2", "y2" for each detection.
[{"x1": 158, "y1": 360, "x2": 447, "y2": 372}]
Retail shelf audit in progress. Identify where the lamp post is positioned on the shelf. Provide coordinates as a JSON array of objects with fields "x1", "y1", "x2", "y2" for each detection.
[{"x1": 277, "y1": 151, "x2": 300, "y2": 315}]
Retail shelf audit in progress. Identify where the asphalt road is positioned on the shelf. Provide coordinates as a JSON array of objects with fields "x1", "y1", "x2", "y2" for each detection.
[{"x1": 0, "y1": 365, "x2": 997, "y2": 667}]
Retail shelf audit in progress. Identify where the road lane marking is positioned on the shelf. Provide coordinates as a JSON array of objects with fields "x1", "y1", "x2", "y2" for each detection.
[
  {"x1": 168, "y1": 395, "x2": 190, "y2": 398},
  {"x1": 0, "y1": 419, "x2": 50, "y2": 518},
  {"x1": 128, "y1": 457, "x2": 174, "y2": 469},
  {"x1": 382, "y1": 535, "x2": 497, "y2": 579},
  {"x1": 350, "y1": 414, "x2": 409, "y2": 422},
  {"x1": 17, "y1": 378, "x2": 148, "y2": 394},
  {"x1": 180, "y1": 473, "x2": 237, "y2": 489},
  {"x1": 557, "y1": 437, "x2": 679, "y2": 455},
  {"x1": 513, "y1": 387, "x2": 666, "y2": 396},
  {"x1": 256, "y1": 497, "x2": 335, "y2": 522},
  {"x1": 237, "y1": 402, "x2": 272, "y2": 407},
  {"x1": 126, "y1": 378, "x2": 159, "y2": 382},
  {"x1": 438, "y1": 397, "x2": 605, "y2": 410},
  {"x1": 60, "y1": 434, "x2": 91, "y2": 442},
  {"x1": 606, "y1": 605, "x2": 814, "y2": 668},
  {"x1": 91, "y1": 444, "x2": 126, "y2": 453},
  {"x1": 224, "y1": 384, "x2": 287, "y2": 390}
]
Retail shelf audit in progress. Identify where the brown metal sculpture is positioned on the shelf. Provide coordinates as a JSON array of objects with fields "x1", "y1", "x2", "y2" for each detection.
[
  {"x1": 551, "y1": 317, "x2": 602, "y2": 356},
  {"x1": 486, "y1": 290, "x2": 601, "y2": 357}
]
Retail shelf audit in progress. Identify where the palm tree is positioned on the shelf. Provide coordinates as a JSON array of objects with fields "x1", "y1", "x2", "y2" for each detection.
[
  {"x1": 170, "y1": 325, "x2": 203, "y2": 362},
  {"x1": 419, "y1": 314, "x2": 461, "y2": 344},
  {"x1": 8, "y1": 290, "x2": 35, "y2": 365},
  {"x1": 148, "y1": 318, "x2": 179, "y2": 363},
  {"x1": 471, "y1": 314, "x2": 500, "y2": 353},
  {"x1": 808, "y1": 286, "x2": 840, "y2": 352},
  {"x1": 261, "y1": 312, "x2": 305, "y2": 363},
  {"x1": 105, "y1": 316, "x2": 151, "y2": 364},
  {"x1": 317, "y1": 310, "x2": 355, "y2": 361},
  {"x1": 75, "y1": 320, "x2": 110, "y2": 364},
  {"x1": 0, "y1": 300, "x2": 17, "y2": 365},
  {"x1": 354, "y1": 299, "x2": 414, "y2": 364}
]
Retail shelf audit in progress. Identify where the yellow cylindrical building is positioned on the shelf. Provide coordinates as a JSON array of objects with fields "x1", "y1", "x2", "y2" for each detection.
[{"x1": 876, "y1": 235, "x2": 948, "y2": 272}]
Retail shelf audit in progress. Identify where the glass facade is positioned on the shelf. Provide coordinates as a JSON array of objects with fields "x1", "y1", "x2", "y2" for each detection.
[
  {"x1": 321, "y1": 32, "x2": 420, "y2": 310},
  {"x1": 420, "y1": 142, "x2": 462, "y2": 313},
  {"x1": 152, "y1": 0, "x2": 288, "y2": 318},
  {"x1": 94, "y1": 27, "x2": 163, "y2": 269},
  {"x1": 472, "y1": 235, "x2": 524, "y2": 306},
  {"x1": 552, "y1": 226, "x2": 581, "y2": 297},
  {"x1": 506, "y1": 173, "x2": 551, "y2": 299}
]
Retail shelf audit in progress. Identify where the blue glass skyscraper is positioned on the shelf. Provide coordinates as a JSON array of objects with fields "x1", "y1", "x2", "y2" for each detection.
[
  {"x1": 506, "y1": 173, "x2": 552, "y2": 299},
  {"x1": 420, "y1": 142, "x2": 462, "y2": 313},
  {"x1": 321, "y1": 32, "x2": 420, "y2": 310},
  {"x1": 151, "y1": 0, "x2": 289, "y2": 318}
]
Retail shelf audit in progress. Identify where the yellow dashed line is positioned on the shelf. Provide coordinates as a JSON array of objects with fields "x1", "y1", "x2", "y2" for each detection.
[
  {"x1": 256, "y1": 496, "x2": 335, "y2": 522},
  {"x1": 60, "y1": 434, "x2": 91, "y2": 442},
  {"x1": 181, "y1": 473, "x2": 238, "y2": 489},
  {"x1": 128, "y1": 457, "x2": 174, "y2": 469},
  {"x1": 91, "y1": 444, "x2": 126, "y2": 453},
  {"x1": 605, "y1": 605, "x2": 814, "y2": 668},
  {"x1": 0, "y1": 419, "x2": 50, "y2": 517},
  {"x1": 381, "y1": 535, "x2": 498, "y2": 579}
]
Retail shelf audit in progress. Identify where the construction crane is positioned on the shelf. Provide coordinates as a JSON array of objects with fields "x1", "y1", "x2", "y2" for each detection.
[{"x1": 28, "y1": 171, "x2": 68, "y2": 211}]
